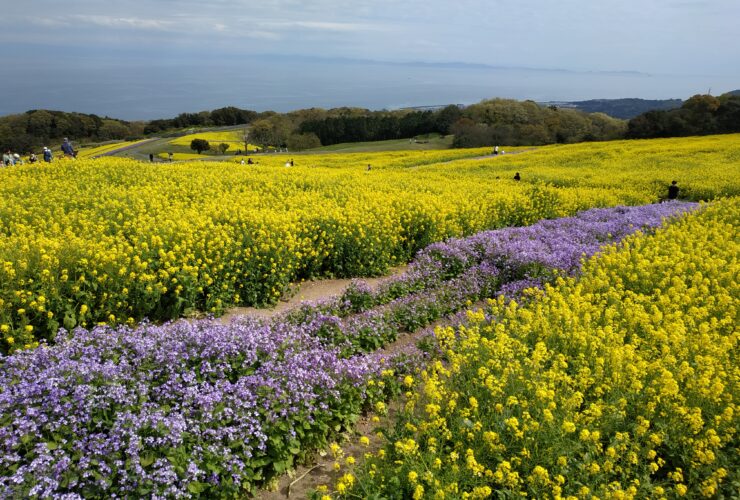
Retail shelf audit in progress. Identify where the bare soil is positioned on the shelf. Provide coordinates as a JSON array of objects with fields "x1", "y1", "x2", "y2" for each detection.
[
  {"x1": 219, "y1": 266, "x2": 407, "y2": 324},
  {"x1": 252, "y1": 298, "x2": 499, "y2": 498}
]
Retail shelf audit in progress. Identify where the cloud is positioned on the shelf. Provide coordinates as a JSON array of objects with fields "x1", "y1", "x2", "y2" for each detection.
[
  {"x1": 30, "y1": 15, "x2": 174, "y2": 31},
  {"x1": 243, "y1": 30, "x2": 282, "y2": 40},
  {"x1": 71, "y1": 15, "x2": 174, "y2": 30},
  {"x1": 252, "y1": 19, "x2": 389, "y2": 33}
]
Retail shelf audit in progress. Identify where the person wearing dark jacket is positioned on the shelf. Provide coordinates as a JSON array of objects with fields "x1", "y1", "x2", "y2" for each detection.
[
  {"x1": 61, "y1": 138, "x2": 75, "y2": 158},
  {"x1": 668, "y1": 180, "x2": 679, "y2": 200}
]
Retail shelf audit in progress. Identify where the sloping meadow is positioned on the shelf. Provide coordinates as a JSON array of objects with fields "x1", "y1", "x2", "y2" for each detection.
[
  {"x1": 0, "y1": 202, "x2": 701, "y2": 497},
  {"x1": 345, "y1": 198, "x2": 739, "y2": 499},
  {"x1": 1, "y1": 135, "x2": 739, "y2": 351}
]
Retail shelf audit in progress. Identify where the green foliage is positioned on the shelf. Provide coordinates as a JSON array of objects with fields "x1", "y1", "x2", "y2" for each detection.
[
  {"x1": 286, "y1": 132, "x2": 322, "y2": 151},
  {"x1": 190, "y1": 138, "x2": 210, "y2": 154},
  {"x1": 627, "y1": 92, "x2": 740, "y2": 139},
  {"x1": 0, "y1": 110, "x2": 141, "y2": 153},
  {"x1": 451, "y1": 98, "x2": 627, "y2": 147}
]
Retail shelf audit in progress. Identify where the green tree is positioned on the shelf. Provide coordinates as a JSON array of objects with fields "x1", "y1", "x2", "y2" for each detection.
[
  {"x1": 98, "y1": 120, "x2": 131, "y2": 140},
  {"x1": 286, "y1": 132, "x2": 321, "y2": 151},
  {"x1": 190, "y1": 138, "x2": 210, "y2": 154},
  {"x1": 217, "y1": 143, "x2": 230, "y2": 155}
]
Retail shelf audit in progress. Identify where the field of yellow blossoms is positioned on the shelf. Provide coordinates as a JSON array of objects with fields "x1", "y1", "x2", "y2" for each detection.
[
  {"x1": 1, "y1": 134, "x2": 738, "y2": 351},
  {"x1": 338, "y1": 198, "x2": 738, "y2": 499}
]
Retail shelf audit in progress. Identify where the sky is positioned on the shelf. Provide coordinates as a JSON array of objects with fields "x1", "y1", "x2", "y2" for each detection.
[{"x1": 1, "y1": 0, "x2": 738, "y2": 120}]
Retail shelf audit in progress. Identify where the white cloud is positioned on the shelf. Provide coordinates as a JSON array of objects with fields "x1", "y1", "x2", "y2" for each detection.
[
  {"x1": 255, "y1": 20, "x2": 388, "y2": 33},
  {"x1": 70, "y1": 15, "x2": 174, "y2": 30},
  {"x1": 244, "y1": 30, "x2": 282, "y2": 40}
]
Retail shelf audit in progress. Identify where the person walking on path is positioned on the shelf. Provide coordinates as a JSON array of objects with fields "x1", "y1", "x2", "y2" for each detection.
[
  {"x1": 493, "y1": 145, "x2": 499, "y2": 155},
  {"x1": 668, "y1": 180, "x2": 679, "y2": 200},
  {"x1": 149, "y1": 153, "x2": 154, "y2": 163}
]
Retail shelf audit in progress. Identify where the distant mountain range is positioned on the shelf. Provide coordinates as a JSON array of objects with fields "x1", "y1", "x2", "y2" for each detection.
[{"x1": 540, "y1": 91, "x2": 739, "y2": 119}]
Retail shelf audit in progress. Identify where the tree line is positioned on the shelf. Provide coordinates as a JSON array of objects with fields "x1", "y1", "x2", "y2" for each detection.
[
  {"x1": 248, "y1": 101, "x2": 627, "y2": 150},
  {"x1": 626, "y1": 92, "x2": 740, "y2": 139},
  {"x1": 2, "y1": 93, "x2": 737, "y2": 154},
  {"x1": 0, "y1": 110, "x2": 146, "y2": 153},
  {"x1": 142, "y1": 106, "x2": 266, "y2": 134}
]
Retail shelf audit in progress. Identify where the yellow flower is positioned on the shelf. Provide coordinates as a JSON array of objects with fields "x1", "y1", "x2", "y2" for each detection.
[
  {"x1": 329, "y1": 442, "x2": 342, "y2": 458},
  {"x1": 562, "y1": 421, "x2": 576, "y2": 433}
]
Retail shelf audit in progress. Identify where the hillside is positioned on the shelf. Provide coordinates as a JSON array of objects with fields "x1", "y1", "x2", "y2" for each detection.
[{"x1": 567, "y1": 98, "x2": 683, "y2": 119}]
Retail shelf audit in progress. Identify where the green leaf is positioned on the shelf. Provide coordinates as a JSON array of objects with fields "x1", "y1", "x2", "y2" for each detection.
[
  {"x1": 139, "y1": 452, "x2": 156, "y2": 468},
  {"x1": 187, "y1": 481, "x2": 209, "y2": 494}
]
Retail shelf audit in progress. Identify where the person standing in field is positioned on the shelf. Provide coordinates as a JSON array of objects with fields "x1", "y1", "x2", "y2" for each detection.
[
  {"x1": 61, "y1": 138, "x2": 75, "y2": 158},
  {"x1": 168, "y1": 152, "x2": 173, "y2": 162},
  {"x1": 513, "y1": 172, "x2": 521, "y2": 181},
  {"x1": 493, "y1": 145, "x2": 499, "y2": 155},
  {"x1": 2, "y1": 151, "x2": 11, "y2": 166},
  {"x1": 43, "y1": 147, "x2": 53, "y2": 163},
  {"x1": 668, "y1": 180, "x2": 679, "y2": 200}
]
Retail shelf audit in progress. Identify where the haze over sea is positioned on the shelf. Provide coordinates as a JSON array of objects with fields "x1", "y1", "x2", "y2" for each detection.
[
  {"x1": 3, "y1": 54, "x2": 735, "y2": 120},
  {"x1": 2, "y1": 0, "x2": 738, "y2": 120}
]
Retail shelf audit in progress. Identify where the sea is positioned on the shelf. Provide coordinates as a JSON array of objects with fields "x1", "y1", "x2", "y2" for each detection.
[{"x1": 2, "y1": 55, "x2": 735, "y2": 120}]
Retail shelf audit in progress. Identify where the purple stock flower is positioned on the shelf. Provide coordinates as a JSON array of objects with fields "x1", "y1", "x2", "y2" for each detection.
[{"x1": 0, "y1": 201, "x2": 697, "y2": 496}]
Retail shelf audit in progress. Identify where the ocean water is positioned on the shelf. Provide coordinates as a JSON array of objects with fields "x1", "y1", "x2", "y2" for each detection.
[{"x1": 2, "y1": 56, "x2": 734, "y2": 120}]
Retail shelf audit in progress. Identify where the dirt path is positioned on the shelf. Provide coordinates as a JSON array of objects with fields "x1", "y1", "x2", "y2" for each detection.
[
  {"x1": 219, "y1": 266, "x2": 407, "y2": 323},
  {"x1": 467, "y1": 147, "x2": 538, "y2": 161},
  {"x1": 248, "y1": 279, "x2": 490, "y2": 499},
  {"x1": 95, "y1": 138, "x2": 161, "y2": 157},
  {"x1": 253, "y1": 305, "x2": 490, "y2": 499}
]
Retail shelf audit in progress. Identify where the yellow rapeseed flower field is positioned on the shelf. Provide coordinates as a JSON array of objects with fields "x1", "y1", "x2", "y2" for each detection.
[
  {"x1": 75, "y1": 139, "x2": 152, "y2": 159},
  {"x1": 0, "y1": 134, "x2": 738, "y2": 351},
  {"x1": 166, "y1": 130, "x2": 260, "y2": 151},
  {"x1": 352, "y1": 197, "x2": 739, "y2": 498}
]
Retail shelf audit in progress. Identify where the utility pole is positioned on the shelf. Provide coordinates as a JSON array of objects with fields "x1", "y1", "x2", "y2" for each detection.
[{"x1": 244, "y1": 130, "x2": 249, "y2": 155}]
